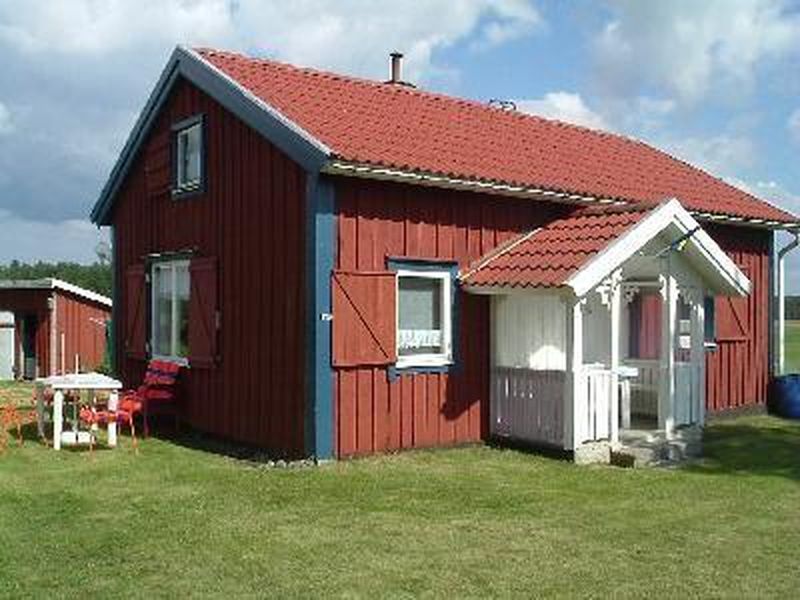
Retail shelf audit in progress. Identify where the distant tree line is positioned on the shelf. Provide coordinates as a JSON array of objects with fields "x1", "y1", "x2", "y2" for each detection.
[
  {"x1": 0, "y1": 260, "x2": 112, "y2": 297},
  {"x1": 788, "y1": 296, "x2": 800, "y2": 321}
]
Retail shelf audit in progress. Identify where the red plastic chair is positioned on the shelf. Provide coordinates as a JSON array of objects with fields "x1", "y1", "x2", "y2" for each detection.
[
  {"x1": 120, "y1": 359, "x2": 182, "y2": 437},
  {"x1": 79, "y1": 397, "x2": 142, "y2": 455}
]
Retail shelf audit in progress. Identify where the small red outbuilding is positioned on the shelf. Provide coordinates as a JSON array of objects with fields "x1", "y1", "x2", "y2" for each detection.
[{"x1": 0, "y1": 279, "x2": 111, "y2": 380}]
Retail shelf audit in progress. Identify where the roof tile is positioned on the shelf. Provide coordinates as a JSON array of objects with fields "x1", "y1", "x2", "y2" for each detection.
[
  {"x1": 461, "y1": 208, "x2": 648, "y2": 288},
  {"x1": 197, "y1": 48, "x2": 797, "y2": 225}
]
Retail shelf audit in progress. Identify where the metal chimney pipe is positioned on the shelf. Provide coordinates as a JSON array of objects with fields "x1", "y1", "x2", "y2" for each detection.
[{"x1": 390, "y1": 52, "x2": 403, "y2": 83}]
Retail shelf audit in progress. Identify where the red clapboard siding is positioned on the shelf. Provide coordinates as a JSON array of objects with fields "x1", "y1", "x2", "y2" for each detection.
[
  {"x1": 112, "y1": 78, "x2": 306, "y2": 456},
  {"x1": 705, "y1": 224, "x2": 772, "y2": 412},
  {"x1": 333, "y1": 176, "x2": 570, "y2": 457}
]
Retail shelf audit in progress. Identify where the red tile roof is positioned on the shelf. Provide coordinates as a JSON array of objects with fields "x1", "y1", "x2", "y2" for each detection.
[
  {"x1": 460, "y1": 207, "x2": 650, "y2": 288},
  {"x1": 197, "y1": 48, "x2": 797, "y2": 225}
]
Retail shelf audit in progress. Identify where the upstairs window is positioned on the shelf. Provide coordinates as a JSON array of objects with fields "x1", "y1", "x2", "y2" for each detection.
[
  {"x1": 172, "y1": 116, "x2": 204, "y2": 195},
  {"x1": 396, "y1": 269, "x2": 453, "y2": 368}
]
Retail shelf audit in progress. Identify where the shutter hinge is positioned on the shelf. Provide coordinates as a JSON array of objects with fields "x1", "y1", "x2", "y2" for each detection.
[
  {"x1": 215, "y1": 310, "x2": 222, "y2": 330},
  {"x1": 320, "y1": 313, "x2": 333, "y2": 321},
  {"x1": 145, "y1": 272, "x2": 151, "y2": 284}
]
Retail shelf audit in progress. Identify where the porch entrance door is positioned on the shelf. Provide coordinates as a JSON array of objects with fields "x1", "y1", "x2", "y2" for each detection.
[
  {"x1": 0, "y1": 312, "x2": 14, "y2": 380},
  {"x1": 674, "y1": 295, "x2": 702, "y2": 426}
]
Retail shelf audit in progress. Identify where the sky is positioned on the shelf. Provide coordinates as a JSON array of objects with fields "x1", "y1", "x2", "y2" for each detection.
[{"x1": 0, "y1": 0, "x2": 798, "y2": 289}]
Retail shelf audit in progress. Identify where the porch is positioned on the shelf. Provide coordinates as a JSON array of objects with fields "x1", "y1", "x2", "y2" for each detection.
[{"x1": 462, "y1": 199, "x2": 750, "y2": 462}]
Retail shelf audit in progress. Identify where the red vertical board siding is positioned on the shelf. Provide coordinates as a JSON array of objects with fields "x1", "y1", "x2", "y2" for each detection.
[
  {"x1": 54, "y1": 291, "x2": 110, "y2": 374},
  {"x1": 706, "y1": 224, "x2": 772, "y2": 413},
  {"x1": 0, "y1": 289, "x2": 109, "y2": 377},
  {"x1": 333, "y1": 177, "x2": 569, "y2": 457},
  {"x1": 111, "y1": 79, "x2": 306, "y2": 456}
]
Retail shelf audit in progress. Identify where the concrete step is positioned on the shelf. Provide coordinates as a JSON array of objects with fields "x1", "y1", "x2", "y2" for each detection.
[{"x1": 611, "y1": 445, "x2": 666, "y2": 468}]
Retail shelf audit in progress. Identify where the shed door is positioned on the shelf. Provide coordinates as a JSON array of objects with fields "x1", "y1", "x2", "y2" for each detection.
[{"x1": 0, "y1": 312, "x2": 14, "y2": 380}]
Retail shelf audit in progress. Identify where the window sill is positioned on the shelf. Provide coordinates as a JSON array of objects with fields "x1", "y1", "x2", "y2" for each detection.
[
  {"x1": 151, "y1": 354, "x2": 189, "y2": 367},
  {"x1": 171, "y1": 185, "x2": 204, "y2": 200},
  {"x1": 390, "y1": 356, "x2": 454, "y2": 379}
]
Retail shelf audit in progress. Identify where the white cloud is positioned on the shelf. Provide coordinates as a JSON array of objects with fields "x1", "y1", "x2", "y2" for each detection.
[
  {"x1": 0, "y1": 0, "x2": 544, "y2": 231},
  {"x1": 470, "y1": 0, "x2": 543, "y2": 50},
  {"x1": 789, "y1": 108, "x2": 800, "y2": 144},
  {"x1": 0, "y1": 102, "x2": 11, "y2": 135},
  {"x1": 0, "y1": 1, "x2": 542, "y2": 81},
  {"x1": 516, "y1": 92, "x2": 609, "y2": 130},
  {"x1": 0, "y1": 0, "x2": 234, "y2": 55},
  {"x1": 0, "y1": 210, "x2": 107, "y2": 264},
  {"x1": 594, "y1": 0, "x2": 800, "y2": 105},
  {"x1": 657, "y1": 133, "x2": 757, "y2": 176}
]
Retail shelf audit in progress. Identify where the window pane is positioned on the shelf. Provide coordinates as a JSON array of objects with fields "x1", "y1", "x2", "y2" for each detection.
[
  {"x1": 175, "y1": 264, "x2": 190, "y2": 358},
  {"x1": 398, "y1": 276, "x2": 442, "y2": 356},
  {"x1": 184, "y1": 125, "x2": 201, "y2": 184},
  {"x1": 177, "y1": 123, "x2": 202, "y2": 188},
  {"x1": 704, "y1": 296, "x2": 715, "y2": 342},
  {"x1": 675, "y1": 295, "x2": 691, "y2": 363},
  {"x1": 153, "y1": 265, "x2": 173, "y2": 356}
]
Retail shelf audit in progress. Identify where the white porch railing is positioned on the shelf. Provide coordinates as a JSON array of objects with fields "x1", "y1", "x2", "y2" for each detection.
[{"x1": 491, "y1": 367, "x2": 565, "y2": 447}]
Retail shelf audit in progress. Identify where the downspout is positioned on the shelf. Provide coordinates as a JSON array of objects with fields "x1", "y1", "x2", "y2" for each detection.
[{"x1": 777, "y1": 231, "x2": 800, "y2": 375}]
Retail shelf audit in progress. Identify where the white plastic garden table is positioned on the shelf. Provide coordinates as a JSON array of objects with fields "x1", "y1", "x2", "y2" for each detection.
[{"x1": 35, "y1": 373, "x2": 123, "y2": 450}]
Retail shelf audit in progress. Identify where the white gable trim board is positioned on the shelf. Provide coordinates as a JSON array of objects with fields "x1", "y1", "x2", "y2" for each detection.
[
  {"x1": 566, "y1": 199, "x2": 751, "y2": 298},
  {"x1": 0, "y1": 279, "x2": 112, "y2": 308}
]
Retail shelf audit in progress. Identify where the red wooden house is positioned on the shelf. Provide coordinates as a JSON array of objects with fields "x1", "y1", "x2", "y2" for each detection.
[
  {"x1": 90, "y1": 46, "x2": 800, "y2": 460},
  {"x1": 0, "y1": 279, "x2": 111, "y2": 380}
]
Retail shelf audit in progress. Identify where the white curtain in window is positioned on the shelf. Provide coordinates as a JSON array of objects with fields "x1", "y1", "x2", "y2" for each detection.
[{"x1": 398, "y1": 329, "x2": 442, "y2": 350}]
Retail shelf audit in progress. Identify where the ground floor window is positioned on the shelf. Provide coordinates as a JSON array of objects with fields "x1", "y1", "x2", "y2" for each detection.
[
  {"x1": 396, "y1": 269, "x2": 453, "y2": 368},
  {"x1": 151, "y1": 260, "x2": 190, "y2": 360}
]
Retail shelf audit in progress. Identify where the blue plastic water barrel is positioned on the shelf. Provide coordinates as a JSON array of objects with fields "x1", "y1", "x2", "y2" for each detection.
[{"x1": 770, "y1": 375, "x2": 800, "y2": 419}]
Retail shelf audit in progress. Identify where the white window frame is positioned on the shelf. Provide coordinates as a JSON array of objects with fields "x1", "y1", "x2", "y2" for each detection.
[
  {"x1": 395, "y1": 269, "x2": 453, "y2": 369},
  {"x1": 150, "y1": 259, "x2": 190, "y2": 365},
  {"x1": 174, "y1": 120, "x2": 203, "y2": 193}
]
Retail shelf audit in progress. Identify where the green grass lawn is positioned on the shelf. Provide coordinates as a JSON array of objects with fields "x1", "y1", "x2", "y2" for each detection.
[
  {"x1": 1, "y1": 383, "x2": 799, "y2": 597},
  {"x1": 786, "y1": 320, "x2": 800, "y2": 374}
]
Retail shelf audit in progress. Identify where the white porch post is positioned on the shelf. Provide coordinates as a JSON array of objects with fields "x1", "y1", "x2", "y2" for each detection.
[
  {"x1": 609, "y1": 272, "x2": 621, "y2": 445},
  {"x1": 659, "y1": 268, "x2": 677, "y2": 439},
  {"x1": 563, "y1": 296, "x2": 584, "y2": 450},
  {"x1": 690, "y1": 294, "x2": 706, "y2": 426}
]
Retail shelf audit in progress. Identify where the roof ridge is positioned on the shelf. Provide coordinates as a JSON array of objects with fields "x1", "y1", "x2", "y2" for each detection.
[{"x1": 195, "y1": 47, "x2": 642, "y2": 141}]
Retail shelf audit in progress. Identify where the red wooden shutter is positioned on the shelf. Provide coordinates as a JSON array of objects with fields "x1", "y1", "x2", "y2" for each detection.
[
  {"x1": 332, "y1": 271, "x2": 397, "y2": 367},
  {"x1": 715, "y1": 265, "x2": 750, "y2": 342},
  {"x1": 715, "y1": 296, "x2": 749, "y2": 341},
  {"x1": 145, "y1": 131, "x2": 171, "y2": 198},
  {"x1": 188, "y1": 257, "x2": 218, "y2": 368},
  {"x1": 125, "y1": 264, "x2": 147, "y2": 359}
]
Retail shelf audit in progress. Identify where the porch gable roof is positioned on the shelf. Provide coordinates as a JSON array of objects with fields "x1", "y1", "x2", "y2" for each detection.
[{"x1": 460, "y1": 199, "x2": 751, "y2": 298}]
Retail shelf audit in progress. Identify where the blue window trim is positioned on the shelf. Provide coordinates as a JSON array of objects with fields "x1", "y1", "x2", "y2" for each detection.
[{"x1": 387, "y1": 258, "x2": 460, "y2": 380}]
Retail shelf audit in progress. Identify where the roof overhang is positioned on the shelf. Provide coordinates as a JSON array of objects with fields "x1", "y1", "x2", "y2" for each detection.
[
  {"x1": 0, "y1": 278, "x2": 112, "y2": 307},
  {"x1": 324, "y1": 160, "x2": 800, "y2": 232},
  {"x1": 90, "y1": 46, "x2": 331, "y2": 226},
  {"x1": 566, "y1": 198, "x2": 750, "y2": 297},
  {"x1": 91, "y1": 47, "x2": 800, "y2": 232}
]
